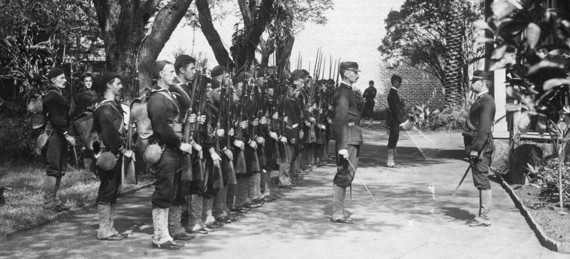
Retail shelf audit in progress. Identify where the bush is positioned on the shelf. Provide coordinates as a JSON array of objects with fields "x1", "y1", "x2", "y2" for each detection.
[
  {"x1": 410, "y1": 104, "x2": 467, "y2": 131},
  {"x1": 527, "y1": 156, "x2": 570, "y2": 202},
  {"x1": 0, "y1": 117, "x2": 36, "y2": 164}
]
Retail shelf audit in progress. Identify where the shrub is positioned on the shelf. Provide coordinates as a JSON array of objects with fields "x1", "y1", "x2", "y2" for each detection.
[
  {"x1": 0, "y1": 117, "x2": 36, "y2": 164},
  {"x1": 411, "y1": 104, "x2": 467, "y2": 131},
  {"x1": 528, "y1": 157, "x2": 570, "y2": 201}
]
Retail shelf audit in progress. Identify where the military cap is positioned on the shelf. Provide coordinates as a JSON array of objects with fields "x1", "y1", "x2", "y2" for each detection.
[
  {"x1": 211, "y1": 65, "x2": 227, "y2": 78},
  {"x1": 471, "y1": 70, "x2": 492, "y2": 82},
  {"x1": 339, "y1": 61, "x2": 360, "y2": 73},
  {"x1": 95, "y1": 72, "x2": 121, "y2": 94},
  {"x1": 174, "y1": 55, "x2": 196, "y2": 72},
  {"x1": 47, "y1": 67, "x2": 65, "y2": 79},
  {"x1": 152, "y1": 60, "x2": 171, "y2": 79},
  {"x1": 211, "y1": 79, "x2": 221, "y2": 89},
  {"x1": 289, "y1": 69, "x2": 307, "y2": 82}
]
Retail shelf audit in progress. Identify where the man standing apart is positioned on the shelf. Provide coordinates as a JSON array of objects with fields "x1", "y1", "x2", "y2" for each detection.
[
  {"x1": 464, "y1": 70, "x2": 495, "y2": 227},
  {"x1": 362, "y1": 80, "x2": 377, "y2": 127},
  {"x1": 386, "y1": 75, "x2": 409, "y2": 168},
  {"x1": 43, "y1": 67, "x2": 76, "y2": 212},
  {"x1": 331, "y1": 62, "x2": 363, "y2": 224}
]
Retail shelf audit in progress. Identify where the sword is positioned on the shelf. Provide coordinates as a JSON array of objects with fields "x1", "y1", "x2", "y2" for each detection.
[{"x1": 346, "y1": 158, "x2": 375, "y2": 201}]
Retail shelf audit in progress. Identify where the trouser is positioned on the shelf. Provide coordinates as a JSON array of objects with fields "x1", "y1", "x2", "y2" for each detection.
[
  {"x1": 388, "y1": 122, "x2": 400, "y2": 149},
  {"x1": 213, "y1": 185, "x2": 229, "y2": 219},
  {"x1": 332, "y1": 184, "x2": 347, "y2": 221},
  {"x1": 44, "y1": 132, "x2": 68, "y2": 208},
  {"x1": 334, "y1": 145, "x2": 360, "y2": 188},
  {"x1": 249, "y1": 172, "x2": 263, "y2": 200},
  {"x1": 152, "y1": 148, "x2": 182, "y2": 208},
  {"x1": 279, "y1": 144, "x2": 295, "y2": 186},
  {"x1": 471, "y1": 151, "x2": 493, "y2": 190},
  {"x1": 96, "y1": 156, "x2": 122, "y2": 204},
  {"x1": 98, "y1": 202, "x2": 120, "y2": 239}
]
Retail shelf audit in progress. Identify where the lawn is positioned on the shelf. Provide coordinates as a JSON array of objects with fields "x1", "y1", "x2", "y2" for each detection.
[{"x1": 0, "y1": 162, "x2": 152, "y2": 241}]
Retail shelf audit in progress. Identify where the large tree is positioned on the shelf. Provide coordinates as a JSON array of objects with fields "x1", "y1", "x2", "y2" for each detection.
[
  {"x1": 378, "y1": 0, "x2": 482, "y2": 107},
  {"x1": 92, "y1": 0, "x2": 194, "y2": 97}
]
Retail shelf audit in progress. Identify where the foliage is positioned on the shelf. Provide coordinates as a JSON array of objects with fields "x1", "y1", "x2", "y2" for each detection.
[
  {"x1": 410, "y1": 104, "x2": 467, "y2": 131},
  {"x1": 378, "y1": 0, "x2": 483, "y2": 87},
  {"x1": 0, "y1": 118, "x2": 37, "y2": 164},
  {"x1": 526, "y1": 157, "x2": 570, "y2": 202},
  {"x1": 483, "y1": 0, "x2": 570, "y2": 210},
  {"x1": 0, "y1": 0, "x2": 101, "y2": 117},
  {"x1": 353, "y1": 89, "x2": 364, "y2": 112}
]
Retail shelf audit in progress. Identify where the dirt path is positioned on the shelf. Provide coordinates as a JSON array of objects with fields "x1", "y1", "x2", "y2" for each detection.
[{"x1": 0, "y1": 128, "x2": 565, "y2": 258}]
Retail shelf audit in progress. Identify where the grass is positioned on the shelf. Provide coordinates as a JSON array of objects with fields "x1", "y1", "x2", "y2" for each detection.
[{"x1": 0, "y1": 162, "x2": 152, "y2": 241}]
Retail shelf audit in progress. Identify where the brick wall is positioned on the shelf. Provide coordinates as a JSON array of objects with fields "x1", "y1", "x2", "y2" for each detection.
[{"x1": 373, "y1": 63, "x2": 445, "y2": 111}]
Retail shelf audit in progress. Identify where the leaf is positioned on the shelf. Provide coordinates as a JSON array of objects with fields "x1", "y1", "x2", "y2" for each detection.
[
  {"x1": 526, "y1": 22, "x2": 541, "y2": 49},
  {"x1": 506, "y1": 0, "x2": 524, "y2": 10},
  {"x1": 492, "y1": 44, "x2": 508, "y2": 60},
  {"x1": 527, "y1": 56, "x2": 567, "y2": 75},
  {"x1": 492, "y1": 0, "x2": 518, "y2": 20},
  {"x1": 505, "y1": 103, "x2": 522, "y2": 111},
  {"x1": 543, "y1": 78, "x2": 570, "y2": 91},
  {"x1": 473, "y1": 20, "x2": 492, "y2": 31},
  {"x1": 559, "y1": 121, "x2": 568, "y2": 132}
]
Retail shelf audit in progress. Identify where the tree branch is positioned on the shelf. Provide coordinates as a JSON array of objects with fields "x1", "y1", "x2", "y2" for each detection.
[{"x1": 196, "y1": 0, "x2": 231, "y2": 67}]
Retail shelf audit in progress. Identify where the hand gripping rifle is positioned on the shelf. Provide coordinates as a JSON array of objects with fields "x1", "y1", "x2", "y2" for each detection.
[{"x1": 123, "y1": 114, "x2": 137, "y2": 184}]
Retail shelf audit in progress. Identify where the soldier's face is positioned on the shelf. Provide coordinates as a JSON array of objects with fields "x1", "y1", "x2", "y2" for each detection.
[
  {"x1": 293, "y1": 78, "x2": 304, "y2": 88},
  {"x1": 206, "y1": 85, "x2": 213, "y2": 101},
  {"x1": 108, "y1": 78, "x2": 123, "y2": 96},
  {"x1": 160, "y1": 64, "x2": 176, "y2": 86},
  {"x1": 84, "y1": 77, "x2": 93, "y2": 89},
  {"x1": 223, "y1": 72, "x2": 231, "y2": 86},
  {"x1": 181, "y1": 63, "x2": 196, "y2": 81},
  {"x1": 211, "y1": 87, "x2": 221, "y2": 102},
  {"x1": 52, "y1": 74, "x2": 67, "y2": 88},
  {"x1": 471, "y1": 80, "x2": 485, "y2": 93},
  {"x1": 345, "y1": 70, "x2": 359, "y2": 84}
]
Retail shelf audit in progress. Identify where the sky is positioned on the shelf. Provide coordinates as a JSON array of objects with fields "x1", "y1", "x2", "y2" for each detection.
[{"x1": 159, "y1": 0, "x2": 406, "y2": 90}]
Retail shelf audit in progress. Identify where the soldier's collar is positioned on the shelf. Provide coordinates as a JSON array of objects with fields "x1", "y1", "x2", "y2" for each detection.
[
  {"x1": 476, "y1": 91, "x2": 489, "y2": 98},
  {"x1": 391, "y1": 87, "x2": 398, "y2": 91},
  {"x1": 47, "y1": 86, "x2": 63, "y2": 95}
]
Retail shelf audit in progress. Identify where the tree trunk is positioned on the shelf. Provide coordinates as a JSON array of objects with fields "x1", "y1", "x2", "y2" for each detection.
[
  {"x1": 443, "y1": 0, "x2": 466, "y2": 107},
  {"x1": 196, "y1": 0, "x2": 232, "y2": 68},
  {"x1": 93, "y1": 0, "x2": 193, "y2": 99},
  {"x1": 276, "y1": 35, "x2": 294, "y2": 79},
  {"x1": 259, "y1": 37, "x2": 276, "y2": 69},
  {"x1": 234, "y1": 0, "x2": 274, "y2": 72}
]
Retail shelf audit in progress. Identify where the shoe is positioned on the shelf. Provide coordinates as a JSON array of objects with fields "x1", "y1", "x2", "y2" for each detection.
[
  {"x1": 331, "y1": 217, "x2": 354, "y2": 224},
  {"x1": 278, "y1": 185, "x2": 292, "y2": 189},
  {"x1": 468, "y1": 217, "x2": 491, "y2": 227},
  {"x1": 98, "y1": 233, "x2": 124, "y2": 241},
  {"x1": 172, "y1": 232, "x2": 196, "y2": 241},
  {"x1": 216, "y1": 216, "x2": 232, "y2": 223},
  {"x1": 243, "y1": 202, "x2": 262, "y2": 209},
  {"x1": 230, "y1": 206, "x2": 249, "y2": 213},
  {"x1": 152, "y1": 240, "x2": 183, "y2": 250},
  {"x1": 206, "y1": 221, "x2": 224, "y2": 229},
  {"x1": 190, "y1": 227, "x2": 209, "y2": 234},
  {"x1": 50, "y1": 204, "x2": 71, "y2": 212}
]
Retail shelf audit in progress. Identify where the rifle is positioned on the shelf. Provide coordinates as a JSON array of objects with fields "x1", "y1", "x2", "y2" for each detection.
[
  {"x1": 192, "y1": 69, "x2": 208, "y2": 182},
  {"x1": 123, "y1": 114, "x2": 137, "y2": 184},
  {"x1": 180, "y1": 57, "x2": 202, "y2": 181},
  {"x1": 234, "y1": 75, "x2": 248, "y2": 174}
]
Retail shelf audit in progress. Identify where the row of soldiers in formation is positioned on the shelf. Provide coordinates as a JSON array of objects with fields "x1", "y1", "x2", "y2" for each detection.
[{"x1": 38, "y1": 55, "x2": 363, "y2": 250}]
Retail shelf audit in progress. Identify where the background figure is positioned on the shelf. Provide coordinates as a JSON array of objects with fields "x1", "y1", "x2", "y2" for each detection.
[
  {"x1": 361, "y1": 80, "x2": 377, "y2": 127},
  {"x1": 386, "y1": 75, "x2": 408, "y2": 168}
]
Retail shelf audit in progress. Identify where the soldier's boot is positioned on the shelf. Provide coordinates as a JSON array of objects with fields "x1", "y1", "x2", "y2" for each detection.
[
  {"x1": 254, "y1": 172, "x2": 264, "y2": 202},
  {"x1": 332, "y1": 184, "x2": 352, "y2": 223},
  {"x1": 213, "y1": 187, "x2": 230, "y2": 222},
  {"x1": 152, "y1": 207, "x2": 182, "y2": 250},
  {"x1": 169, "y1": 205, "x2": 195, "y2": 240},
  {"x1": 247, "y1": 173, "x2": 262, "y2": 207},
  {"x1": 188, "y1": 195, "x2": 207, "y2": 234},
  {"x1": 203, "y1": 197, "x2": 221, "y2": 229},
  {"x1": 97, "y1": 202, "x2": 122, "y2": 240},
  {"x1": 109, "y1": 203, "x2": 128, "y2": 238},
  {"x1": 386, "y1": 149, "x2": 398, "y2": 168},
  {"x1": 278, "y1": 162, "x2": 292, "y2": 187},
  {"x1": 470, "y1": 189, "x2": 492, "y2": 227}
]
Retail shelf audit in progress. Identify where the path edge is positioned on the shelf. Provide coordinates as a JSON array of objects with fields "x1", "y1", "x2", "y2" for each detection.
[{"x1": 496, "y1": 174, "x2": 570, "y2": 254}]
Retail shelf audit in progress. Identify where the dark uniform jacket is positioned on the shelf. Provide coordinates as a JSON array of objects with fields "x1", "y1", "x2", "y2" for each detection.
[
  {"x1": 147, "y1": 87, "x2": 181, "y2": 149},
  {"x1": 363, "y1": 86, "x2": 377, "y2": 103},
  {"x1": 387, "y1": 87, "x2": 406, "y2": 125},
  {"x1": 74, "y1": 88, "x2": 97, "y2": 116},
  {"x1": 466, "y1": 93, "x2": 495, "y2": 153},
  {"x1": 93, "y1": 99, "x2": 125, "y2": 154},
  {"x1": 333, "y1": 83, "x2": 362, "y2": 149},
  {"x1": 43, "y1": 86, "x2": 70, "y2": 133},
  {"x1": 282, "y1": 96, "x2": 302, "y2": 144}
]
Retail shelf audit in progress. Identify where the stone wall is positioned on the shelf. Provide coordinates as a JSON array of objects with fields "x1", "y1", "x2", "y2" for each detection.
[{"x1": 374, "y1": 63, "x2": 445, "y2": 112}]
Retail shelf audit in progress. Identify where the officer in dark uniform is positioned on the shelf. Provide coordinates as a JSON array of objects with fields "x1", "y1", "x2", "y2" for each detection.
[
  {"x1": 42, "y1": 67, "x2": 76, "y2": 212},
  {"x1": 331, "y1": 61, "x2": 363, "y2": 224},
  {"x1": 362, "y1": 80, "x2": 377, "y2": 127},
  {"x1": 386, "y1": 74, "x2": 409, "y2": 168},
  {"x1": 147, "y1": 60, "x2": 195, "y2": 249},
  {"x1": 92, "y1": 73, "x2": 134, "y2": 241},
  {"x1": 463, "y1": 70, "x2": 495, "y2": 227}
]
